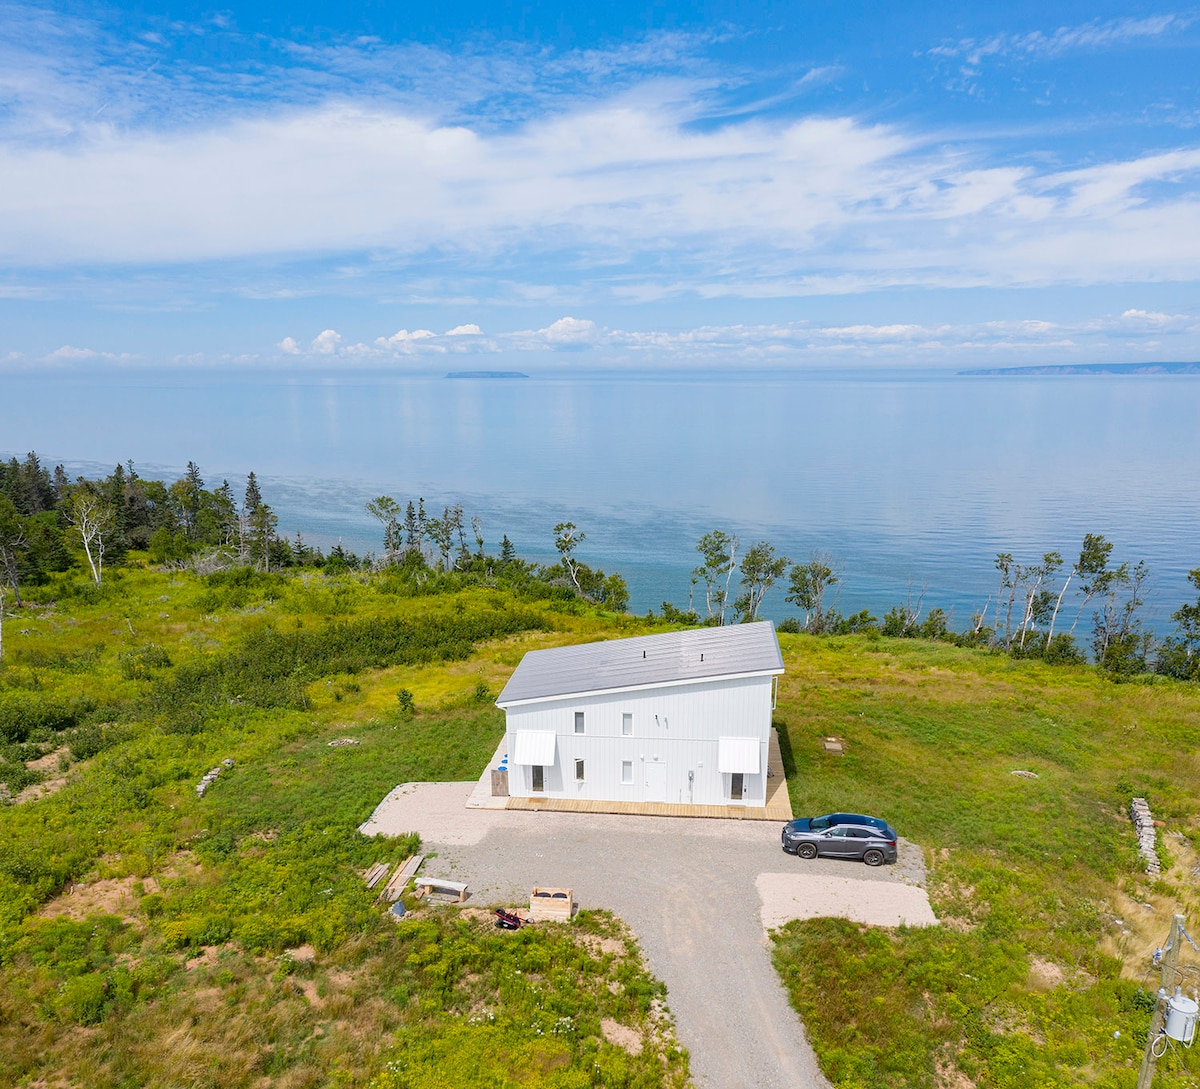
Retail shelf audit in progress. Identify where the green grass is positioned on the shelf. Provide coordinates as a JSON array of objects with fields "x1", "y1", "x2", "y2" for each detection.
[
  {"x1": 0, "y1": 563, "x2": 686, "y2": 1088},
  {"x1": 770, "y1": 632, "x2": 1200, "y2": 1088},
  {"x1": 3, "y1": 566, "x2": 1200, "y2": 1087}
]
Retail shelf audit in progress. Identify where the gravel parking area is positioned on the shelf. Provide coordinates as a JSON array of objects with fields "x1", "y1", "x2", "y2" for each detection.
[{"x1": 363, "y1": 782, "x2": 937, "y2": 1089}]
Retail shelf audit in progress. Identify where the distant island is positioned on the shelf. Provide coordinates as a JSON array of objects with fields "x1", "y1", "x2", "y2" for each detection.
[
  {"x1": 959, "y1": 361, "x2": 1200, "y2": 377},
  {"x1": 445, "y1": 370, "x2": 530, "y2": 379}
]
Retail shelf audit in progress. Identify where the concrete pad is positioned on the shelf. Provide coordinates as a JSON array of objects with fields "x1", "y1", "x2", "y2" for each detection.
[
  {"x1": 756, "y1": 871, "x2": 938, "y2": 931},
  {"x1": 359, "y1": 781, "x2": 512, "y2": 845}
]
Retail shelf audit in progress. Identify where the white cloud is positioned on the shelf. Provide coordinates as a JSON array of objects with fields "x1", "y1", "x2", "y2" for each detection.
[
  {"x1": 504, "y1": 316, "x2": 599, "y2": 351},
  {"x1": 261, "y1": 309, "x2": 1199, "y2": 367},
  {"x1": 47, "y1": 344, "x2": 97, "y2": 360},
  {"x1": 539, "y1": 316, "x2": 596, "y2": 344},
  {"x1": 42, "y1": 343, "x2": 134, "y2": 364},
  {"x1": 311, "y1": 329, "x2": 341, "y2": 354},
  {"x1": 444, "y1": 323, "x2": 482, "y2": 335},
  {"x1": 0, "y1": 96, "x2": 1194, "y2": 295},
  {"x1": 278, "y1": 335, "x2": 301, "y2": 354}
]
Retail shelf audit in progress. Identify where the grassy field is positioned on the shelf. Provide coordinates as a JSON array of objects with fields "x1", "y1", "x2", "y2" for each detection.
[
  {"x1": 0, "y1": 564, "x2": 685, "y2": 1089},
  {"x1": 1, "y1": 562, "x2": 1198, "y2": 1087},
  {"x1": 772, "y1": 632, "x2": 1200, "y2": 1088}
]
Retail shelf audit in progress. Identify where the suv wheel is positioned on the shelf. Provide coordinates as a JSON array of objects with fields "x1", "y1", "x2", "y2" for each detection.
[
  {"x1": 797, "y1": 843, "x2": 818, "y2": 860},
  {"x1": 863, "y1": 849, "x2": 885, "y2": 867}
]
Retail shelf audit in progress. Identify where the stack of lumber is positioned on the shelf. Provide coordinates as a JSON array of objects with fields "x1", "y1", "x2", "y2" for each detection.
[{"x1": 378, "y1": 855, "x2": 425, "y2": 902}]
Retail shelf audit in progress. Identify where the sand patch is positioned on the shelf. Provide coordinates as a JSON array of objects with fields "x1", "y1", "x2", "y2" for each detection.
[
  {"x1": 39, "y1": 874, "x2": 143, "y2": 922},
  {"x1": 757, "y1": 871, "x2": 938, "y2": 930},
  {"x1": 601, "y1": 1018, "x2": 644, "y2": 1055}
]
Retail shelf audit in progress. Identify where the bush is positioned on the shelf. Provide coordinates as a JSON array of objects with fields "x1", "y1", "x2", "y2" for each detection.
[
  {"x1": 0, "y1": 693, "x2": 96, "y2": 744},
  {"x1": 68, "y1": 723, "x2": 131, "y2": 761},
  {"x1": 118, "y1": 644, "x2": 172, "y2": 680},
  {"x1": 54, "y1": 972, "x2": 109, "y2": 1025}
]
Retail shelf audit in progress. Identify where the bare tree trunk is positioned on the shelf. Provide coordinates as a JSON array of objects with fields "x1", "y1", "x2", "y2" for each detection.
[
  {"x1": 1045, "y1": 570, "x2": 1074, "y2": 648},
  {"x1": 0, "y1": 545, "x2": 22, "y2": 607},
  {"x1": 720, "y1": 537, "x2": 738, "y2": 625}
]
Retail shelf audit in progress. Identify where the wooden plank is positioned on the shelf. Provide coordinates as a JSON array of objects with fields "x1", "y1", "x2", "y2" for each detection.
[
  {"x1": 377, "y1": 853, "x2": 426, "y2": 902},
  {"x1": 364, "y1": 862, "x2": 389, "y2": 889}
]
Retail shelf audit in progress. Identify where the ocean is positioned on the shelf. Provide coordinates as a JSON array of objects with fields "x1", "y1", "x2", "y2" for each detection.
[{"x1": 2, "y1": 366, "x2": 1197, "y2": 634}]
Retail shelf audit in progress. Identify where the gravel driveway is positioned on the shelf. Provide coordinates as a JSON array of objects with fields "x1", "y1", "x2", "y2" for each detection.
[{"x1": 363, "y1": 782, "x2": 936, "y2": 1089}]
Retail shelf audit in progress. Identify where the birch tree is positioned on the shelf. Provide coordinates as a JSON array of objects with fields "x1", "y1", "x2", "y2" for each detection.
[
  {"x1": 553, "y1": 522, "x2": 586, "y2": 596},
  {"x1": 736, "y1": 540, "x2": 788, "y2": 622},
  {"x1": 786, "y1": 552, "x2": 840, "y2": 633},
  {"x1": 365, "y1": 496, "x2": 403, "y2": 557},
  {"x1": 692, "y1": 530, "x2": 739, "y2": 624},
  {"x1": 1043, "y1": 534, "x2": 1115, "y2": 645},
  {"x1": 64, "y1": 488, "x2": 114, "y2": 585},
  {"x1": 1093, "y1": 559, "x2": 1151, "y2": 671},
  {"x1": 1017, "y1": 552, "x2": 1062, "y2": 648}
]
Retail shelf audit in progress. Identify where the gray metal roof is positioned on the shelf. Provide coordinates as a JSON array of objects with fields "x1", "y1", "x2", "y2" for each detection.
[{"x1": 496, "y1": 621, "x2": 784, "y2": 706}]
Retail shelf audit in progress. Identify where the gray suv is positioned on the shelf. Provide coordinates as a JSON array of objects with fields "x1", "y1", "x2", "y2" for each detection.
[{"x1": 781, "y1": 815, "x2": 898, "y2": 866}]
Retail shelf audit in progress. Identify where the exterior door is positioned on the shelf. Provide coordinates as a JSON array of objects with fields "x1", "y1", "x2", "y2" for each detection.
[
  {"x1": 531, "y1": 765, "x2": 544, "y2": 793},
  {"x1": 730, "y1": 772, "x2": 745, "y2": 802},
  {"x1": 645, "y1": 762, "x2": 668, "y2": 802}
]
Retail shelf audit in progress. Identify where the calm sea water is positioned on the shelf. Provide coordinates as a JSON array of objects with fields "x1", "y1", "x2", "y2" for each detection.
[{"x1": 2, "y1": 367, "x2": 1197, "y2": 633}]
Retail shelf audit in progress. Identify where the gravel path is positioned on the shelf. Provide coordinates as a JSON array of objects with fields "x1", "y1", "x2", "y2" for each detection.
[{"x1": 363, "y1": 783, "x2": 936, "y2": 1089}]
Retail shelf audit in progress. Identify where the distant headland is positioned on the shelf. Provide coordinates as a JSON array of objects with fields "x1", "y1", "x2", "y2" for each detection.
[
  {"x1": 959, "y1": 361, "x2": 1200, "y2": 377},
  {"x1": 445, "y1": 370, "x2": 530, "y2": 379}
]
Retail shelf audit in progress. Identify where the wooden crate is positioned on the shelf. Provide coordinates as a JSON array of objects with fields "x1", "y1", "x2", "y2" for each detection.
[{"x1": 528, "y1": 887, "x2": 573, "y2": 921}]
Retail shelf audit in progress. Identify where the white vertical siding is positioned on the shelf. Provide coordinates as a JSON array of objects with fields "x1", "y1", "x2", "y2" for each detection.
[{"x1": 503, "y1": 674, "x2": 774, "y2": 805}]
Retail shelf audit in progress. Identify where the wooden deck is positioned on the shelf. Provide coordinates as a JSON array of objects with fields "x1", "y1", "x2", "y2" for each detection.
[{"x1": 505, "y1": 729, "x2": 793, "y2": 822}]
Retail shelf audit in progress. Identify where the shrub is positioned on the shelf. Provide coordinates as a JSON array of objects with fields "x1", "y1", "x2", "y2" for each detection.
[{"x1": 0, "y1": 693, "x2": 96, "y2": 744}]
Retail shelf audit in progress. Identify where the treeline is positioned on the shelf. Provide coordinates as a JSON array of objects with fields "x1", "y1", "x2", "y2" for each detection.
[
  {"x1": 0, "y1": 453, "x2": 628, "y2": 615},
  {"x1": 360, "y1": 497, "x2": 628, "y2": 612},
  {"x1": 656, "y1": 529, "x2": 1200, "y2": 680},
  {"x1": 0, "y1": 453, "x2": 317, "y2": 597}
]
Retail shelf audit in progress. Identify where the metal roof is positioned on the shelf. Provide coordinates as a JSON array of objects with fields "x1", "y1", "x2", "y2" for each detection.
[{"x1": 496, "y1": 621, "x2": 784, "y2": 706}]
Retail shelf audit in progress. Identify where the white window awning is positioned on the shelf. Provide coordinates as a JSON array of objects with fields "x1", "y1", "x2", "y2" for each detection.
[
  {"x1": 718, "y1": 736, "x2": 761, "y2": 775},
  {"x1": 513, "y1": 730, "x2": 557, "y2": 766}
]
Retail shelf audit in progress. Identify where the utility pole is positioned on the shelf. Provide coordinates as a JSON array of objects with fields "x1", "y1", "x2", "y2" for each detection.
[{"x1": 1137, "y1": 913, "x2": 1186, "y2": 1089}]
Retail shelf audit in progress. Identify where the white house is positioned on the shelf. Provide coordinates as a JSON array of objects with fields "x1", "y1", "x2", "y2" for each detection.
[{"x1": 495, "y1": 621, "x2": 784, "y2": 808}]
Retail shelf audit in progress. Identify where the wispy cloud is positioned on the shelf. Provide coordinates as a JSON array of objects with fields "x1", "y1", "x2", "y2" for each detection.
[
  {"x1": 2, "y1": 98, "x2": 1198, "y2": 295},
  {"x1": 931, "y1": 13, "x2": 1191, "y2": 67}
]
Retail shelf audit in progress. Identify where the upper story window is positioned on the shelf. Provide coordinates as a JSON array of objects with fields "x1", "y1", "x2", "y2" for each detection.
[
  {"x1": 621, "y1": 712, "x2": 633, "y2": 736},
  {"x1": 574, "y1": 711, "x2": 585, "y2": 734}
]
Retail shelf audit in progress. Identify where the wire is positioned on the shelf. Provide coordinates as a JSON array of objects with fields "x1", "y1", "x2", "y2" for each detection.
[{"x1": 1163, "y1": 1035, "x2": 1200, "y2": 1088}]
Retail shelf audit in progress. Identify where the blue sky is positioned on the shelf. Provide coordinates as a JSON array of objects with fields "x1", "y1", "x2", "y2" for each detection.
[{"x1": 1, "y1": 0, "x2": 1199, "y2": 370}]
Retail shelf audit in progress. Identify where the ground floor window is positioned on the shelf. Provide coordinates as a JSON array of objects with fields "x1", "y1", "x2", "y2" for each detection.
[
  {"x1": 532, "y1": 765, "x2": 544, "y2": 793},
  {"x1": 730, "y1": 772, "x2": 744, "y2": 801},
  {"x1": 621, "y1": 760, "x2": 633, "y2": 784},
  {"x1": 574, "y1": 758, "x2": 585, "y2": 782}
]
